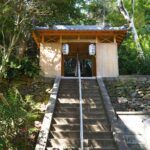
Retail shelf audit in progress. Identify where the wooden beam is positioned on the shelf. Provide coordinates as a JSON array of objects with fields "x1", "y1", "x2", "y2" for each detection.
[
  {"x1": 37, "y1": 29, "x2": 127, "y2": 34},
  {"x1": 117, "y1": 34, "x2": 125, "y2": 38},
  {"x1": 117, "y1": 36, "x2": 124, "y2": 41},
  {"x1": 39, "y1": 32, "x2": 116, "y2": 36},
  {"x1": 62, "y1": 39, "x2": 96, "y2": 43},
  {"x1": 37, "y1": 30, "x2": 125, "y2": 35},
  {"x1": 32, "y1": 30, "x2": 127, "y2": 46}
]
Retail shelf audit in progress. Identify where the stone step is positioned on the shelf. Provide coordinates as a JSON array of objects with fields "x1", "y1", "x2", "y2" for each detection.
[
  {"x1": 53, "y1": 112, "x2": 106, "y2": 119},
  {"x1": 60, "y1": 80, "x2": 78, "y2": 82},
  {"x1": 58, "y1": 92, "x2": 101, "y2": 99},
  {"x1": 59, "y1": 86, "x2": 78, "y2": 88},
  {"x1": 47, "y1": 139, "x2": 116, "y2": 148},
  {"x1": 82, "y1": 82, "x2": 98, "y2": 85},
  {"x1": 82, "y1": 86, "x2": 99, "y2": 90},
  {"x1": 82, "y1": 95, "x2": 103, "y2": 99},
  {"x1": 59, "y1": 85, "x2": 78, "y2": 88},
  {"x1": 84, "y1": 148, "x2": 117, "y2": 150},
  {"x1": 55, "y1": 107, "x2": 104, "y2": 113},
  {"x1": 47, "y1": 147, "x2": 117, "y2": 150},
  {"x1": 60, "y1": 83, "x2": 78, "y2": 86},
  {"x1": 58, "y1": 94, "x2": 79, "y2": 98},
  {"x1": 56, "y1": 103, "x2": 104, "y2": 109},
  {"x1": 49, "y1": 131, "x2": 80, "y2": 139},
  {"x1": 47, "y1": 139, "x2": 80, "y2": 148},
  {"x1": 82, "y1": 93, "x2": 101, "y2": 97},
  {"x1": 85, "y1": 139, "x2": 116, "y2": 148},
  {"x1": 83, "y1": 97, "x2": 102, "y2": 101},
  {"x1": 82, "y1": 89, "x2": 100, "y2": 93},
  {"x1": 59, "y1": 87, "x2": 78, "y2": 90},
  {"x1": 57, "y1": 98, "x2": 102, "y2": 104},
  {"x1": 49, "y1": 131, "x2": 113, "y2": 139},
  {"x1": 51, "y1": 124, "x2": 110, "y2": 132},
  {"x1": 84, "y1": 131, "x2": 113, "y2": 139},
  {"x1": 82, "y1": 84, "x2": 99, "y2": 87},
  {"x1": 58, "y1": 90, "x2": 79, "y2": 95},
  {"x1": 60, "y1": 79, "x2": 78, "y2": 82},
  {"x1": 59, "y1": 89, "x2": 78, "y2": 91},
  {"x1": 52, "y1": 118, "x2": 108, "y2": 125},
  {"x1": 59, "y1": 88, "x2": 78, "y2": 91},
  {"x1": 58, "y1": 94, "x2": 102, "y2": 98},
  {"x1": 53, "y1": 112, "x2": 79, "y2": 118}
]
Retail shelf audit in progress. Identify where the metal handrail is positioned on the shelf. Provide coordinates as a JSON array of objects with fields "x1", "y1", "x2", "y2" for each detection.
[{"x1": 77, "y1": 54, "x2": 84, "y2": 150}]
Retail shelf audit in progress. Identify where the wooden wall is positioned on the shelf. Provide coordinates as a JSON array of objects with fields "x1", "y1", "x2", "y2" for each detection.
[
  {"x1": 40, "y1": 43, "x2": 61, "y2": 77},
  {"x1": 96, "y1": 43, "x2": 119, "y2": 77},
  {"x1": 40, "y1": 42, "x2": 119, "y2": 78}
]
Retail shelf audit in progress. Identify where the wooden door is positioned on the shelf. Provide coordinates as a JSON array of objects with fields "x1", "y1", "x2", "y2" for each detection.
[{"x1": 61, "y1": 43, "x2": 96, "y2": 76}]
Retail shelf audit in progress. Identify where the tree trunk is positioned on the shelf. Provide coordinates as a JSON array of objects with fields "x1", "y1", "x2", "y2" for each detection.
[{"x1": 117, "y1": 0, "x2": 144, "y2": 59}]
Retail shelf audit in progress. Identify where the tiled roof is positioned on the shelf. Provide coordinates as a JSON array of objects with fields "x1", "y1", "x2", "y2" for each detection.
[{"x1": 34, "y1": 25, "x2": 128, "y2": 31}]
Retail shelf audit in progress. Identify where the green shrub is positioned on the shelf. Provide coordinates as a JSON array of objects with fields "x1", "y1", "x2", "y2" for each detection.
[
  {"x1": 20, "y1": 57, "x2": 40, "y2": 78},
  {"x1": 0, "y1": 56, "x2": 40, "y2": 80},
  {"x1": 0, "y1": 88, "x2": 28, "y2": 149},
  {"x1": 1, "y1": 55, "x2": 21, "y2": 80},
  {"x1": 119, "y1": 31, "x2": 150, "y2": 75}
]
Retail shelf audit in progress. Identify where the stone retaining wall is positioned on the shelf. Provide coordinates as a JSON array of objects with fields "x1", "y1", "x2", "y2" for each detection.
[
  {"x1": 117, "y1": 113, "x2": 150, "y2": 150},
  {"x1": 103, "y1": 76, "x2": 150, "y2": 150},
  {"x1": 104, "y1": 75, "x2": 150, "y2": 111}
]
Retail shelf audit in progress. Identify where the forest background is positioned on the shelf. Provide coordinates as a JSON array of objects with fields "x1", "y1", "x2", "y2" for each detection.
[
  {"x1": 0, "y1": 0, "x2": 150, "y2": 78},
  {"x1": 0, "y1": 0, "x2": 150, "y2": 149}
]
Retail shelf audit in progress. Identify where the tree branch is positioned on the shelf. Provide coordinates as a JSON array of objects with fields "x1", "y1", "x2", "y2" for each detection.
[
  {"x1": 117, "y1": 0, "x2": 130, "y2": 21},
  {"x1": 117, "y1": 0, "x2": 144, "y2": 59}
]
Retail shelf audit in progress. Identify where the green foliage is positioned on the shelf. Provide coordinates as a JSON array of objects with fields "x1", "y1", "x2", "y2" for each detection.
[
  {"x1": 33, "y1": 0, "x2": 85, "y2": 25},
  {"x1": 119, "y1": 28, "x2": 150, "y2": 74},
  {"x1": 20, "y1": 57, "x2": 40, "y2": 78},
  {"x1": 0, "y1": 88, "x2": 40, "y2": 149},
  {"x1": 0, "y1": 88, "x2": 28, "y2": 149},
  {"x1": 0, "y1": 0, "x2": 149, "y2": 76},
  {"x1": 106, "y1": 0, "x2": 150, "y2": 74},
  {"x1": 0, "y1": 56, "x2": 40, "y2": 80},
  {"x1": 3, "y1": 55, "x2": 21, "y2": 79}
]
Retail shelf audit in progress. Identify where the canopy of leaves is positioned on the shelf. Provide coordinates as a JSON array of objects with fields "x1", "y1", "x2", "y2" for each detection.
[{"x1": 0, "y1": 0, "x2": 150, "y2": 77}]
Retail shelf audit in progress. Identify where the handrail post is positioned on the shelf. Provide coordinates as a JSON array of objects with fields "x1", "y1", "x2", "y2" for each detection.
[{"x1": 77, "y1": 54, "x2": 84, "y2": 150}]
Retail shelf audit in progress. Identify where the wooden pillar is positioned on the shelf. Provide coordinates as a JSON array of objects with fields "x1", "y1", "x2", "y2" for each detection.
[
  {"x1": 42, "y1": 34, "x2": 44, "y2": 43},
  {"x1": 60, "y1": 36, "x2": 64, "y2": 76},
  {"x1": 96, "y1": 36, "x2": 99, "y2": 43},
  {"x1": 114, "y1": 35, "x2": 116, "y2": 43},
  {"x1": 92, "y1": 56, "x2": 96, "y2": 76}
]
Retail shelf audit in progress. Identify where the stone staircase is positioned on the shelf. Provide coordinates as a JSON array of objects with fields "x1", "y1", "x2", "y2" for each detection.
[{"x1": 46, "y1": 79, "x2": 117, "y2": 150}]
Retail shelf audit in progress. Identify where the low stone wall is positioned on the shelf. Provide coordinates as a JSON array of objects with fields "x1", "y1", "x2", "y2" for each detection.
[
  {"x1": 103, "y1": 76, "x2": 150, "y2": 150},
  {"x1": 104, "y1": 75, "x2": 150, "y2": 111},
  {"x1": 117, "y1": 112, "x2": 150, "y2": 150}
]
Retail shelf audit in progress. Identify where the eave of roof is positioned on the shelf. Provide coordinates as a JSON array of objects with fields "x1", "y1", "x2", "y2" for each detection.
[
  {"x1": 34, "y1": 25, "x2": 128, "y2": 31},
  {"x1": 32, "y1": 25, "x2": 128, "y2": 48}
]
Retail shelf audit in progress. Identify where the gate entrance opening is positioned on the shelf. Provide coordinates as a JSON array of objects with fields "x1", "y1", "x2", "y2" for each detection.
[{"x1": 62, "y1": 43, "x2": 96, "y2": 77}]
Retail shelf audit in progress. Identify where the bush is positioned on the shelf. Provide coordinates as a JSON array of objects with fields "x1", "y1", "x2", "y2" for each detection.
[
  {"x1": 20, "y1": 57, "x2": 40, "y2": 78},
  {"x1": 119, "y1": 31, "x2": 150, "y2": 75},
  {"x1": 1, "y1": 55, "x2": 21, "y2": 80},
  {"x1": 0, "y1": 88, "x2": 28, "y2": 149},
  {"x1": 0, "y1": 88, "x2": 39, "y2": 149},
  {"x1": 0, "y1": 56, "x2": 40, "y2": 80}
]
